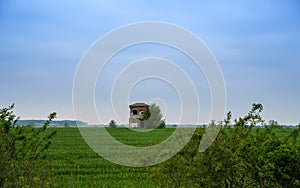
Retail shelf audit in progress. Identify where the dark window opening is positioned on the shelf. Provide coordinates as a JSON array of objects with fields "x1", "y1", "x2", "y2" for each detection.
[{"x1": 133, "y1": 110, "x2": 137, "y2": 115}]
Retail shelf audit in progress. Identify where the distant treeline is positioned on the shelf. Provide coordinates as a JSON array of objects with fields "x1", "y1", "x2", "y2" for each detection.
[
  {"x1": 166, "y1": 124, "x2": 299, "y2": 129},
  {"x1": 17, "y1": 120, "x2": 88, "y2": 126}
]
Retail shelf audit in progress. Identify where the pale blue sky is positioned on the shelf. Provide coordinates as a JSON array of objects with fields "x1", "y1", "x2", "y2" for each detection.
[{"x1": 1, "y1": 0, "x2": 299, "y2": 124}]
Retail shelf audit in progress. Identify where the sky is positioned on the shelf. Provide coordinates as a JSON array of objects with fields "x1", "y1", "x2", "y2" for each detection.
[{"x1": 0, "y1": 0, "x2": 299, "y2": 125}]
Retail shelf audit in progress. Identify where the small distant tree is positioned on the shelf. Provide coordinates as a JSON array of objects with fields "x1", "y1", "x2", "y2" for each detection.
[
  {"x1": 268, "y1": 120, "x2": 279, "y2": 126},
  {"x1": 109, "y1": 120, "x2": 117, "y2": 128},
  {"x1": 142, "y1": 103, "x2": 165, "y2": 129},
  {"x1": 158, "y1": 119, "x2": 166, "y2": 129}
]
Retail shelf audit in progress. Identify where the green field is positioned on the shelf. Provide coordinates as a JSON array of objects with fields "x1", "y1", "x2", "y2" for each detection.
[
  {"x1": 42, "y1": 127, "x2": 300, "y2": 187},
  {"x1": 45, "y1": 127, "x2": 175, "y2": 187}
]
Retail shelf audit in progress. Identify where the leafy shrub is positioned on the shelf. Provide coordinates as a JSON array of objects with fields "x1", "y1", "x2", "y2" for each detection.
[
  {"x1": 109, "y1": 120, "x2": 117, "y2": 128},
  {"x1": 150, "y1": 103, "x2": 300, "y2": 187},
  {"x1": 0, "y1": 104, "x2": 56, "y2": 187}
]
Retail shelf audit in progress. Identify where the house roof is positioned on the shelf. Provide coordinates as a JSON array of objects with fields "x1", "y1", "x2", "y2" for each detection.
[{"x1": 129, "y1": 102, "x2": 149, "y2": 108}]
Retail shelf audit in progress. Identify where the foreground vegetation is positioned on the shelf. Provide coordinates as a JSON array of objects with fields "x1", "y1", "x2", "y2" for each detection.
[
  {"x1": 151, "y1": 104, "x2": 300, "y2": 187},
  {"x1": 1, "y1": 104, "x2": 300, "y2": 187},
  {"x1": 0, "y1": 104, "x2": 57, "y2": 187}
]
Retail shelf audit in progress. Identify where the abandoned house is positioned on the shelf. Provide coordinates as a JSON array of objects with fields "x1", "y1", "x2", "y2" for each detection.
[{"x1": 129, "y1": 102, "x2": 149, "y2": 128}]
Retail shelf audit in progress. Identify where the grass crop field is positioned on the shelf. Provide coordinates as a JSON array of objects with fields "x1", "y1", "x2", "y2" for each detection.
[
  {"x1": 44, "y1": 127, "x2": 174, "y2": 187},
  {"x1": 43, "y1": 127, "x2": 299, "y2": 187}
]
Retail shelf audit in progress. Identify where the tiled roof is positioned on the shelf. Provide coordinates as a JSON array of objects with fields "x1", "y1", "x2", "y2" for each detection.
[{"x1": 129, "y1": 102, "x2": 149, "y2": 107}]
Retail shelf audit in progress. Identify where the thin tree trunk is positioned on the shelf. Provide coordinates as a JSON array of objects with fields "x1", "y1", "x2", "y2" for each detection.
[
  {"x1": 259, "y1": 176, "x2": 264, "y2": 188},
  {"x1": 0, "y1": 178, "x2": 5, "y2": 188}
]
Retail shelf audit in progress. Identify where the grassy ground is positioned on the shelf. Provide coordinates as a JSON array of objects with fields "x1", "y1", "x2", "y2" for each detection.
[
  {"x1": 44, "y1": 126, "x2": 299, "y2": 187},
  {"x1": 45, "y1": 127, "x2": 174, "y2": 187}
]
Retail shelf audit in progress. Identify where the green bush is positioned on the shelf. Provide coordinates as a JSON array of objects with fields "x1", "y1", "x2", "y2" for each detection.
[
  {"x1": 150, "y1": 103, "x2": 300, "y2": 187},
  {"x1": 109, "y1": 120, "x2": 117, "y2": 128},
  {"x1": 0, "y1": 104, "x2": 56, "y2": 187}
]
